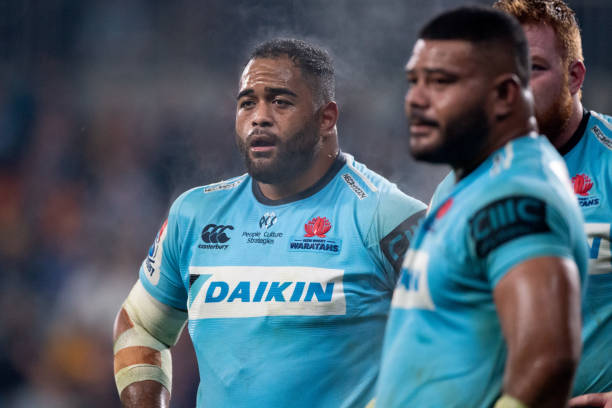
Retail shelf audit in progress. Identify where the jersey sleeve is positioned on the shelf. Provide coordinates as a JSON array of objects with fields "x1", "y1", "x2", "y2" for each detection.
[
  {"x1": 368, "y1": 186, "x2": 427, "y2": 290},
  {"x1": 138, "y1": 193, "x2": 189, "y2": 311},
  {"x1": 467, "y1": 192, "x2": 575, "y2": 288}
]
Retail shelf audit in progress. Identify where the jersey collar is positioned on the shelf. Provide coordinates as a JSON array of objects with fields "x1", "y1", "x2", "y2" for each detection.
[{"x1": 559, "y1": 109, "x2": 590, "y2": 156}]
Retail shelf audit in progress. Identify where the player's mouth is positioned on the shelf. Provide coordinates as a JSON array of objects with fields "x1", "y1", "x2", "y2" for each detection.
[
  {"x1": 248, "y1": 131, "x2": 277, "y2": 153},
  {"x1": 409, "y1": 113, "x2": 439, "y2": 137}
]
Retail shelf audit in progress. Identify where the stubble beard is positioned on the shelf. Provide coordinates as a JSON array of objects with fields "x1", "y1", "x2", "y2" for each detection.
[
  {"x1": 410, "y1": 103, "x2": 490, "y2": 167},
  {"x1": 237, "y1": 121, "x2": 321, "y2": 185},
  {"x1": 535, "y1": 85, "x2": 573, "y2": 144}
]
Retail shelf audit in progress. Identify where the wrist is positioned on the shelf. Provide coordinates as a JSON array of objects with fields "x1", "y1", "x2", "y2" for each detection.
[{"x1": 494, "y1": 394, "x2": 529, "y2": 408}]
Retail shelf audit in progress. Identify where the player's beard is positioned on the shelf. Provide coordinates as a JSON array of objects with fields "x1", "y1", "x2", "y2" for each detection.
[
  {"x1": 236, "y1": 119, "x2": 321, "y2": 185},
  {"x1": 410, "y1": 103, "x2": 490, "y2": 167},
  {"x1": 535, "y1": 75, "x2": 573, "y2": 143}
]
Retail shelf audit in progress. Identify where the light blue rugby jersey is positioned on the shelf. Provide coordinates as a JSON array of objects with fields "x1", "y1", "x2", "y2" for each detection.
[
  {"x1": 139, "y1": 153, "x2": 426, "y2": 408},
  {"x1": 376, "y1": 135, "x2": 588, "y2": 408},
  {"x1": 429, "y1": 111, "x2": 612, "y2": 395},
  {"x1": 562, "y1": 111, "x2": 612, "y2": 394}
]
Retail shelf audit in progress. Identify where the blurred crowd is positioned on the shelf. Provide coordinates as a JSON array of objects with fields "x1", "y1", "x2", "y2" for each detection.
[{"x1": 0, "y1": 63, "x2": 222, "y2": 407}]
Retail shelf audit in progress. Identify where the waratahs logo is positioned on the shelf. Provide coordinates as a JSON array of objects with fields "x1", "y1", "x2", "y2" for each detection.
[
  {"x1": 572, "y1": 174, "x2": 593, "y2": 196},
  {"x1": 288, "y1": 216, "x2": 341, "y2": 254},
  {"x1": 304, "y1": 216, "x2": 331, "y2": 237},
  {"x1": 572, "y1": 173, "x2": 600, "y2": 208}
]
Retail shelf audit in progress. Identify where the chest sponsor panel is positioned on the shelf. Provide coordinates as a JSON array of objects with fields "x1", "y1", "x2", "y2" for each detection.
[
  {"x1": 188, "y1": 266, "x2": 346, "y2": 319},
  {"x1": 392, "y1": 249, "x2": 435, "y2": 311}
]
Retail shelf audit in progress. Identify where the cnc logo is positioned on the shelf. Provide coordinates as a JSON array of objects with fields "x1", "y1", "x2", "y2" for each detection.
[
  {"x1": 469, "y1": 196, "x2": 550, "y2": 257},
  {"x1": 304, "y1": 216, "x2": 331, "y2": 238},
  {"x1": 572, "y1": 174, "x2": 600, "y2": 208},
  {"x1": 259, "y1": 212, "x2": 277, "y2": 229},
  {"x1": 199, "y1": 224, "x2": 233, "y2": 250}
]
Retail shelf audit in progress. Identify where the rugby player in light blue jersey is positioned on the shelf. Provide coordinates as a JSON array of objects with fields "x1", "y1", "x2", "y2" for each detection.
[
  {"x1": 112, "y1": 38, "x2": 426, "y2": 407},
  {"x1": 494, "y1": 2, "x2": 612, "y2": 406},
  {"x1": 375, "y1": 7, "x2": 587, "y2": 408}
]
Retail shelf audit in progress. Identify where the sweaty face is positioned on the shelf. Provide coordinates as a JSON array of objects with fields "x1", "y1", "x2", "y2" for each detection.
[
  {"x1": 404, "y1": 39, "x2": 490, "y2": 165},
  {"x1": 524, "y1": 24, "x2": 573, "y2": 143},
  {"x1": 235, "y1": 57, "x2": 321, "y2": 184}
]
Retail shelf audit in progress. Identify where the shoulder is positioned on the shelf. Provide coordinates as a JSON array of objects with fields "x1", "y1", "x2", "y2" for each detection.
[
  {"x1": 170, "y1": 174, "x2": 249, "y2": 216},
  {"x1": 462, "y1": 137, "x2": 576, "y2": 216},
  {"x1": 585, "y1": 111, "x2": 612, "y2": 153},
  {"x1": 340, "y1": 153, "x2": 425, "y2": 215},
  {"x1": 496, "y1": 136, "x2": 569, "y2": 191}
]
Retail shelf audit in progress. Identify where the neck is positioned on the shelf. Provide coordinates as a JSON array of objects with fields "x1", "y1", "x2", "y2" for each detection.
[{"x1": 256, "y1": 139, "x2": 339, "y2": 201}]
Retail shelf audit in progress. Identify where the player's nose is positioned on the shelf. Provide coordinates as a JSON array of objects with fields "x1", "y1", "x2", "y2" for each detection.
[
  {"x1": 405, "y1": 83, "x2": 429, "y2": 113},
  {"x1": 252, "y1": 102, "x2": 273, "y2": 128}
]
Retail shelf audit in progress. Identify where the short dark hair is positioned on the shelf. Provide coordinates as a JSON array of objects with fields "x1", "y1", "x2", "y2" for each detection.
[
  {"x1": 248, "y1": 38, "x2": 335, "y2": 105},
  {"x1": 419, "y1": 6, "x2": 530, "y2": 87}
]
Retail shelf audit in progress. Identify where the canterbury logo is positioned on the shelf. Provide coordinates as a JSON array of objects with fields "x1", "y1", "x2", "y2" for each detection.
[
  {"x1": 201, "y1": 224, "x2": 234, "y2": 243},
  {"x1": 572, "y1": 174, "x2": 593, "y2": 196}
]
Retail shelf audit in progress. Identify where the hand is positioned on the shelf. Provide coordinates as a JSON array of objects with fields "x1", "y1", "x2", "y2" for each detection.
[{"x1": 569, "y1": 391, "x2": 612, "y2": 408}]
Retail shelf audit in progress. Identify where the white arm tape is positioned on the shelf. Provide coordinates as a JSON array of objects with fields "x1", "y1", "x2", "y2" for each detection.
[
  {"x1": 114, "y1": 281, "x2": 188, "y2": 395},
  {"x1": 123, "y1": 280, "x2": 188, "y2": 347},
  {"x1": 115, "y1": 355, "x2": 172, "y2": 395}
]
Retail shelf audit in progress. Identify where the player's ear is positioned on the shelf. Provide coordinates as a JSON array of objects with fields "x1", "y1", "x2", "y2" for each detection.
[
  {"x1": 568, "y1": 59, "x2": 585, "y2": 96},
  {"x1": 318, "y1": 101, "x2": 338, "y2": 134},
  {"x1": 491, "y1": 74, "x2": 521, "y2": 121}
]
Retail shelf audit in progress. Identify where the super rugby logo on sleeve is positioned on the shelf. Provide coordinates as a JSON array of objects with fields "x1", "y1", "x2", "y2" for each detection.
[
  {"x1": 144, "y1": 219, "x2": 168, "y2": 285},
  {"x1": 288, "y1": 216, "x2": 342, "y2": 254},
  {"x1": 187, "y1": 266, "x2": 346, "y2": 318},
  {"x1": 469, "y1": 196, "x2": 551, "y2": 258}
]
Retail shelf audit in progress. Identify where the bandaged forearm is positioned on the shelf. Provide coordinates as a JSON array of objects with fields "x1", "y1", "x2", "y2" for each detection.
[{"x1": 113, "y1": 281, "x2": 188, "y2": 395}]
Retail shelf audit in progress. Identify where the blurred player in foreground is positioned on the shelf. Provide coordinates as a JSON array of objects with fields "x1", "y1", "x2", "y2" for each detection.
[
  {"x1": 375, "y1": 6, "x2": 587, "y2": 407},
  {"x1": 112, "y1": 38, "x2": 425, "y2": 407},
  {"x1": 492, "y1": 1, "x2": 612, "y2": 406}
]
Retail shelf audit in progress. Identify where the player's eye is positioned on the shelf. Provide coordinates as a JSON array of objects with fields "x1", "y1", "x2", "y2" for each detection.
[
  {"x1": 239, "y1": 100, "x2": 255, "y2": 109},
  {"x1": 273, "y1": 99, "x2": 292, "y2": 107},
  {"x1": 532, "y1": 64, "x2": 547, "y2": 72},
  {"x1": 431, "y1": 76, "x2": 454, "y2": 85}
]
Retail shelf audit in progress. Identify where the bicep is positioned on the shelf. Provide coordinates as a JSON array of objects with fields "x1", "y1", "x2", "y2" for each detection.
[
  {"x1": 120, "y1": 280, "x2": 188, "y2": 347},
  {"x1": 494, "y1": 256, "x2": 581, "y2": 354},
  {"x1": 113, "y1": 281, "x2": 188, "y2": 398}
]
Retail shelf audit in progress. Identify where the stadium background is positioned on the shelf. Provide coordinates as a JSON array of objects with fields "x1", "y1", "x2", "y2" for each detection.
[{"x1": 0, "y1": 0, "x2": 610, "y2": 406}]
